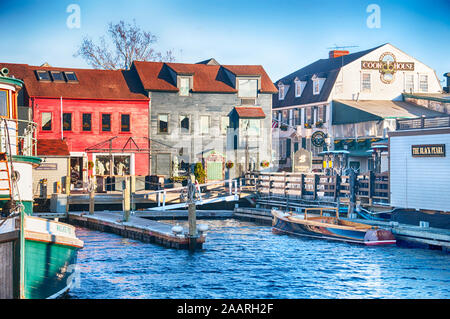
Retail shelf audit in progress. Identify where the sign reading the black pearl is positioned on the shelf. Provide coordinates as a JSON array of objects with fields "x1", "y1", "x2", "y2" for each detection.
[
  {"x1": 411, "y1": 144, "x2": 445, "y2": 157},
  {"x1": 311, "y1": 131, "x2": 326, "y2": 147}
]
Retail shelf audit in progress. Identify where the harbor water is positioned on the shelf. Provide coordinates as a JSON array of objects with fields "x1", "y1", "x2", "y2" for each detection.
[{"x1": 69, "y1": 219, "x2": 450, "y2": 299}]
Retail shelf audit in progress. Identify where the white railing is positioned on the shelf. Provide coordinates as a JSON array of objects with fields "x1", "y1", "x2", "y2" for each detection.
[
  {"x1": 0, "y1": 118, "x2": 37, "y2": 157},
  {"x1": 133, "y1": 179, "x2": 240, "y2": 211}
]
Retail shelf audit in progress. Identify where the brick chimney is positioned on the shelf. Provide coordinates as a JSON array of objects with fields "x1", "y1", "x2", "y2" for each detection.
[
  {"x1": 329, "y1": 50, "x2": 350, "y2": 59},
  {"x1": 444, "y1": 72, "x2": 450, "y2": 93}
]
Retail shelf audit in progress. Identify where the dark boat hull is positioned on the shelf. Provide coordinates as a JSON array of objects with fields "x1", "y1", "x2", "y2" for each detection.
[{"x1": 272, "y1": 212, "x2": 396, "y2": 246}]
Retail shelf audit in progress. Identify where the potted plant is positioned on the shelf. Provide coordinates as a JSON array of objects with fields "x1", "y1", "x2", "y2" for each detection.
[
  {"x1": 315, "y1": 121, "x2": 323, "y2": 128},
  {"x1": 260, "y1": 160, "x2": 270, "y2": 168},
  {"x1": 304, "y1": 123, "x2": 311, "y2": 129}
]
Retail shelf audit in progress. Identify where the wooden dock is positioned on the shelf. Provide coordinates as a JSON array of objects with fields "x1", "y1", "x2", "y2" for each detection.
[
  {"x1": 134, "y1": 209, "x2": 233, "y2": 219},
  {"x1": 66, "y1": 211, "x2": 205, "y2": 250}
]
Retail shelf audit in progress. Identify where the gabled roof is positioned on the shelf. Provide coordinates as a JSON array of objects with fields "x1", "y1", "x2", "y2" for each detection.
[
  {"x1": 132, "y1": 61, "x2": 277, "y2": 94},
  {"x1": 273, "y1": 44, "x2": 386, "y2": 108},
  {"x1": 37, "y1": 139, "x2": 70, "y2": 156},
  {"x1": 0, "y1": 63, "x2": 149, "y2": 101}
]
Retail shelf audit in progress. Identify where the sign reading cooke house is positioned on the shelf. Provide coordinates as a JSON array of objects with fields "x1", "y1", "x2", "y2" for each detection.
[{"x1": 411, "y1": 144, "x2": 446, "y2": 157}]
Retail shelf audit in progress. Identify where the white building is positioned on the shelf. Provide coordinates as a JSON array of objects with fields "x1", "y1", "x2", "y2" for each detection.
[
  {"x1": 272, "y1": 43, "x2": 444, "y2": 173},
  {"x1": 390, "y1": 117, "x2": 450, "y2": 213}
]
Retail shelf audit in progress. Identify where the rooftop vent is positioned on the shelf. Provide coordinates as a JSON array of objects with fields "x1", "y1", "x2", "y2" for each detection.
[{"x1": 444, "y1": 72, "x2": 450, "y2": 93}]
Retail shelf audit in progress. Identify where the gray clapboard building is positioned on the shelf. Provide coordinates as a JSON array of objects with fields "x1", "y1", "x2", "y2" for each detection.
[{"x1": 131, "y1": 59, "x2": 277, "y2": 180}]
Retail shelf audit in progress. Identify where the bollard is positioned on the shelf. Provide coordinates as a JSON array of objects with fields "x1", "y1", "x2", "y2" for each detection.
[{"x1": 187, "y1": 174, "x2": 198, "y2": 251}]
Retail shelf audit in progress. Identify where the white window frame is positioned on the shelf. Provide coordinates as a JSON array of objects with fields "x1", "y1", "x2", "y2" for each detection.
[
  {"x1": 404, "y1": 73, "x2": 414, "y2": 93},
  {"x1": 419, "y1": 74, "x2": 428, "y2": 92},
  {"x1": 238, "y1": 78, "x2": 258, "y2": 98},
  {"x1": 178, "y1": 76, "x2": 190, "y2": 96},
  {"x1": 278, "y1": 83, "x2": 285, "y2": 100},
  {"x1": 294, "y1": 79, "x2": 306, "y2": 97},
  {"x1": 361, "y1": 73, "x2": 371, "y2": 92},
  {"x1": 200, "y1": 115, "x2": 210, "y2": 135}
]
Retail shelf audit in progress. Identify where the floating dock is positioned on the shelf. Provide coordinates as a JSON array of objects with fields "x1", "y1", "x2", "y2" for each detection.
[{"x1": 66, "y1": 211, "x2": 205, "y2": 250}]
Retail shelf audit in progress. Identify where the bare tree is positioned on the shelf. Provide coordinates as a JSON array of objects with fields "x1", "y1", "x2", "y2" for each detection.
[{"x1": 75, "y1": 20, "x2": 176, "y2": 70}]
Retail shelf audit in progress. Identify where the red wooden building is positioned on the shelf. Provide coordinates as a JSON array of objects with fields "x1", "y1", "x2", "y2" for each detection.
[{"x1": 2, "y1": 63, "x2": 150, "y2": 190}]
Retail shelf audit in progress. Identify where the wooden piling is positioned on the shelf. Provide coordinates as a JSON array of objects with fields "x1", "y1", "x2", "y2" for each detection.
[
  {"x1": 123, "y1": 177, "x2": 131, "y2": 222},
  {"x1": 89, "y1": 185, "x2": 95, "y2": 215}
]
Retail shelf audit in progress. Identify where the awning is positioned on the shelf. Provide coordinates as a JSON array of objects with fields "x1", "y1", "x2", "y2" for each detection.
[{"x1": 234, "y1": 107, "x2": 266, "y2": 119}]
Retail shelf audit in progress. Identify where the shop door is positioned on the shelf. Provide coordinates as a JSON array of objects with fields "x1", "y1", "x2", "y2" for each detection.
[{"x1": 70, "y1": 157, "x2": 84, "y2": 189}]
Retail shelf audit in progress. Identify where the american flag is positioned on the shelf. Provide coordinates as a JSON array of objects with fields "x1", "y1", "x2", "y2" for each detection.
[{"x1": 272, "y1": 119, "x2": 278, "y2": 128}]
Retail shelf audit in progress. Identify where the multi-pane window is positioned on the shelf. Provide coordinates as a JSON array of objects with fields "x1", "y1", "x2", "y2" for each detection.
[
  {"x1": 317, "y1": 105, "x2": 327, "y2": 123},
  {"x1": 419, "y1": 74, "x2": 428, "y2": 92},
  {"x1": 221, "y1": 116, "x2": 229, "y2": 135},
  {"x1": 179, "y1": 77, "x2": 190, "y2": 96},
  {"x1": 121, "y1": 114, "x2": 130, "y2": 132},
  {"x1": 278, "y1": 84, "x2": 285, "y2": 100},
  {"x1": 63, "y1": 113, "x2": 72, "y2": 131},
  {"x1": 405, "y1": 74, "x2": 414, "y2": 92},
  {"x1": 248, "y1": 119, "x2": 261, "y2": 136},
  {"x1": 41, "y1": 112, "x2": 52, "y2": 131},
  {"x1": 82, "y1": 113, "x2": 92, "y2": 131},
  {"x1": 238, "y1": 79, "x2": 258, "y2": 98},
  {"x1": 305, "y1": 107, "x2": 312, "y2": 125},
  {"x1": 179, "y1": 115, "x2": 190, "y2": 134},
  {"x1": 200, "y1": 115, "x2": 210, "y2": 134},
  {"x1": 158, "y1": 114, "x2": 169, "y2": 133},
  {"x1": 362, "y1": 73, "x2": 371, "y2": 92},
  {"x1": 295, "y1": 81, "x2": 306, "y2": 97},
  {"x1": 313, "y1": 79, "x2": 320, "y2": 95},
  {"x1": 101, "y1": 114, "x2": 111, "y2": 132},
  {"x1": 0, "y1": 90, "x2": 7, "y2": 117}
]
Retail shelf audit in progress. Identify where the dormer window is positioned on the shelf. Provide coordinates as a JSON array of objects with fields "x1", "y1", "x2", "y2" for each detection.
[
  {"x1": 278, "y1": 83, "x2": 285, "y2": 100},
  {"x1": 312, "y1": 75, "x2": 326, "y2": 95},
  {"x1": 294, "y1": 78, "x2": 306, "y2": 97},
  {"x1": 178, "y1": 76, "x2": 190, "y2": 96},
  {"x1": 36, "y1": 70, "x2": 51, "y2": 81},
  {"x1": 238, "y1": 78, "x2": 258, "y2": 98}
]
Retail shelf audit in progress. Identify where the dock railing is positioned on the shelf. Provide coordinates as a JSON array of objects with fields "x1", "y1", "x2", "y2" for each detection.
[{"x1": 244, "y1": 170, "x2": 390, "y2": 206}]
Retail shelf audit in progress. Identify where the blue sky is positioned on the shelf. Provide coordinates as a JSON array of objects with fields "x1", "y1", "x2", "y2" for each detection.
[{"x1": 0, "y1": 0, "x2": 449, "y2": 84}]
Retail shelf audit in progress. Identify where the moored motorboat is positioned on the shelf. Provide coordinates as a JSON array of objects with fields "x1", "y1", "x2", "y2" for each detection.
[{"x1": 272, "y1": 207, "x2": 396, "y2": 246}]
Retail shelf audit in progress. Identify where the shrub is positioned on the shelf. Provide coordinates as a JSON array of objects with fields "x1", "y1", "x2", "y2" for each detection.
[{"x1": 194, "y1": 162, "x2": 206, "y2": 184}]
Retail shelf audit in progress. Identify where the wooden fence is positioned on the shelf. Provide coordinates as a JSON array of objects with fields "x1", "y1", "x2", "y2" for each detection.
[{"x1": 244, "y1": 171, "x2": 390, "y2": 205}]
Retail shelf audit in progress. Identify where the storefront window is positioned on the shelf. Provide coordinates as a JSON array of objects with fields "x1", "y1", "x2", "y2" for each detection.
[
  {"x1": 95, "y1": 154, "x2": 131, "y2": 176},
  {"x1": 114, "y1": 156, "x2": 130, "y2": 175}
]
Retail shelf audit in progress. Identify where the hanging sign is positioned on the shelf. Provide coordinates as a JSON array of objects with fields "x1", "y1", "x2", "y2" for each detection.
[
  {"x1": 311, "y1": 131, "x2": 326, "y2": 147},
  {"x1": 411, "y1": 144, "x2": 445, "y2": 157}
]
